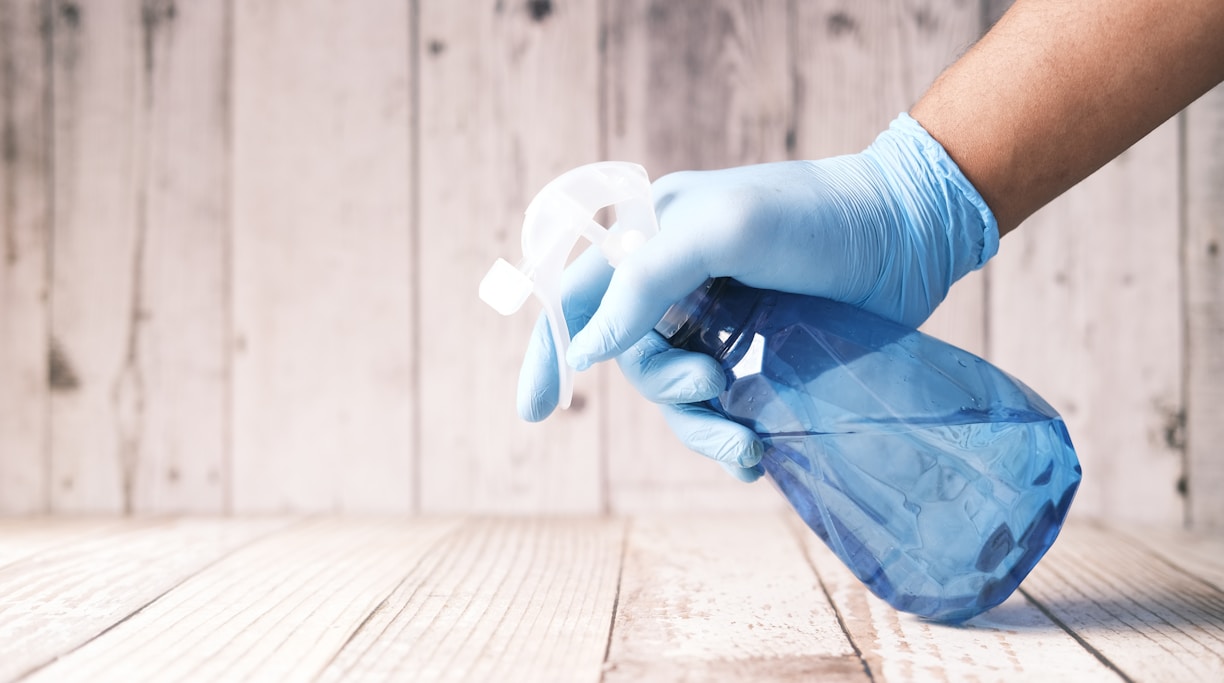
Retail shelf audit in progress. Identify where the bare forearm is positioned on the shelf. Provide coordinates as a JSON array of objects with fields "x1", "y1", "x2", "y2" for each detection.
[{"x1": 912, "y1": 0, "x2": 1224, "y2": 235}]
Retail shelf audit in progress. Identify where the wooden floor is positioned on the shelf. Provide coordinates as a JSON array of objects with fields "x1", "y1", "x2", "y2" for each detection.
[{"x1": 0, "y1": 515, "x2": 1220, "y2": 682}]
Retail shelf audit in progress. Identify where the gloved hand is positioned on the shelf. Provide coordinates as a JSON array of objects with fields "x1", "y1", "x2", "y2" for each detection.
[{"x1": 517, "y1": 113, "x2": 999, "y2": 481}]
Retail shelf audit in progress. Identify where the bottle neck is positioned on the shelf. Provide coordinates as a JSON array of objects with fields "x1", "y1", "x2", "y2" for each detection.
[
  {"x1": 655, "y1": 279, "x2": 718, "y2": 341},
  {"x1": 657, "y1": 278, "x2": 768, "y2": 364}
]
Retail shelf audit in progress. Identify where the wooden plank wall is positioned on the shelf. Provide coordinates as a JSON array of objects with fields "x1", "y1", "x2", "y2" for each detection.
[
  {"x1": 1184, "y1": 85, "x2": 1224, "y2": 531},
  {"x1": 0, "y1": 0, "x2": 1220, "y2": 527},
  {"x1": 0, "y1": 0, "x2": 49, "y2": 513},
  {"x1": 230, "y1": 0, "x2": 414, "y2": 513}
]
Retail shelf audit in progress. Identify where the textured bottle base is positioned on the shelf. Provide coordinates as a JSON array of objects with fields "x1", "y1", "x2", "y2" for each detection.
[
  {"x1": 665, "y1": 278, "x2": 1082, "y2": 622},
  {"x1": 764, "y1": 417, "x2": 1079, "y2": 623}
]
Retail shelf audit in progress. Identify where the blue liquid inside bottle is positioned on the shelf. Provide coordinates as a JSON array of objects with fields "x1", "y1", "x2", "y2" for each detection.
[{"x1": 660, "y1": 278, "x2": 1082, "y2": 623}]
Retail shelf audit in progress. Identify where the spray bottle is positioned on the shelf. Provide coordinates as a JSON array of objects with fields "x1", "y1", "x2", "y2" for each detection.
[{"x1": 480, "y1": 162, "x2": 1080, "y2": 623}]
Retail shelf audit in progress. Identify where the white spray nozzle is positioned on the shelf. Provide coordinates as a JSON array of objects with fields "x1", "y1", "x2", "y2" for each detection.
[
  {"x1": 479, "y1": 161, "x2": 658, "y2": 410},
  {"x1": 480, "y1": 258, "x2": 534, "y2": 316}
]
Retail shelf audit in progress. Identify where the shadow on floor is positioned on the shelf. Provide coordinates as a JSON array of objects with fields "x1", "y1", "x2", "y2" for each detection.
[{"x1": 950, "y1": 586, "x2": 1224, "y2": 633}]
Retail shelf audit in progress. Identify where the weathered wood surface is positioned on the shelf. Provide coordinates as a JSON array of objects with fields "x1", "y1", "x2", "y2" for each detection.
[
  {"x1": 48, "y1": 0, "x2": 139, "y2": 512},
  {"x1": 318, "y1": 518, "x2": 623, "y2": 682},
  {"x1": 0, "y1": 517, "x2": 292, "y2": 681},
  {"x1": 1, "y1": 515, "x2": 1220, "y2": 682},
  {"x1": 231, "y1": 0, "x2": 415, "y2": 513},
  {"x1": 603, "y1": 515, "x2": 865, "y2": 682},
  {"x1": 1020, "y1": 522, "x2": 1224, "y2": 682},
  {"x1": 792, "y1": 515, "x2": 1125, "y2": 682},
  {"x1": 0, "y1": 517, "x2": 117, "y2": 567},
  {"x1": 0, "y1": 0, "x2": 50, "y2": 514},
  {"x1": 1184, "y1": 83, "x2": 1224, "y2": 531},
  {"x1": 0, "y1": 0, "x2": 1219, "y2": 523},
  {"x1": 26, "y1": 518, "x2": 462, "y2": 682},
  {"x1": 1121, "y1": 524, "x2": 1224, "y2": 590},
  {"x1": 43, "y1": 0, "x2": 229, "y2": 514},
  {"x1": 126, "y1": 0, "x2": 230, "y2": 514}
]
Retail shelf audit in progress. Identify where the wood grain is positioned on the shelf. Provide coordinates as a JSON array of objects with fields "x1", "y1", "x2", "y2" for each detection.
[
  {"x1": 989, "y1": 120, "x2": 1184, "y2": 526},
  {"x1": 1020, "y1": 522, "x2": 1224, "y2": 682},
  {"x1": 791, "y1": 0, "x2": 978, "y2": 157},
  {"x1": 0, "y1": 517, "x2": 291, "y2": 680},
  {"x1": 0, "y1": 0, "x2": 50, "y2": 514},
  {"x1": 24, "y1": 518, "x2": 461, "y2": 682},
  {"x1": 47, "y1": 0, "x2": 228, "y2": 513},
  {"x1": 47, "y1": 0, "x2": 140, "y2": 512},
  {"x1": 603, "y1": 514, "x2": 866, "y2": 682},
  {"x1": 602, "y1": 0, "x2": 792, "y2": 515},
  {"x1": 791, "y1": 514, "x2": 1123, "y2": 682},
  {"x1": 1120, "y1": 523, "x2": 1224, "y2": 593},
  {"x1": 126, "y1": 0, "x2": 230, "y2": 513},
  {"x1": 0, "y1": 517, "x2": 1218, "y2": 680},
  {"x1": 231, "y1": 0, "x2": 415, "y2": 512},
  {"x1": 1183, "y1": 84, "x2": 1224, "y2": 531},
  {"x1": 416, "y1": 0, "x2": 603, "y2": 513},
  {"x1": 319, "y1": 518, "x2": 624, "y2": 682},
  {"x1": 0, "y1": 517, "x2": 118, "y2": 568}
]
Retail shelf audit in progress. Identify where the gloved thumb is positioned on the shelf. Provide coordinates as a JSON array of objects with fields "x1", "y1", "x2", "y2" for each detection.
[{"x1": 565, "y1": 231, "x2": 709, "y2": 370}]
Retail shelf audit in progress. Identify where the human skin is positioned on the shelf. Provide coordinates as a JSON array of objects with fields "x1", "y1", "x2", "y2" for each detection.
[{"x1": 911, "y1": 0, "x2": 1224, "y2": 236}]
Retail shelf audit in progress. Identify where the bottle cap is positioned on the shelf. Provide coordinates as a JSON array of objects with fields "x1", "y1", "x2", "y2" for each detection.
[{"x1": 479, "y1": 162, "x2": 658, "y2": 409}]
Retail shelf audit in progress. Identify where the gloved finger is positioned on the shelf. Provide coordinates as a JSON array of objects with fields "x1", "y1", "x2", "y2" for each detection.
[
  {"x1": 615, "y1": 332, "x2": 726, "y2": 404},
  {"x1": 659, "y1": 401, "x2": 764, "y2": 469},
  {"x1": 517, "y1": 245, "x2": 615, "y2": 422},
  {"x1": 559, "y1": 244, "x2": 616, "y2": 334},
  {"x1": 517, "y1": 312, "x2": 561, "y2": 421},
  {"x1": 566, "y1": 226, "x2": 710, "y2": 369},
  {"x1": 721, "y1": 460, "x2": 766, "y2": 483}
]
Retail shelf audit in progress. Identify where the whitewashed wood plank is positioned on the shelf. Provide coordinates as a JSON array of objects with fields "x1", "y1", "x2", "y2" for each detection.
[
  {"x1": 602, "y1": 0, "x2": 793, "y2": 515},
  {"x1": 418, "y1": 0, "x2": 603, "y2": 513},
  {"x1": 603, "y1": 514, "x2": 866, "y2": 682},
  {"x1": 605, "y1": 0, "x2": 791, "y2": 171},
  {"x1": 792, "y1": 515, "x2": 1123, "y2": 682},
  {"x1": 24, "y1": 518, "x2": 462, "y2": 682},
  {"x1": 1116, "y1": 523, "x2": 1224, "y2": 593},
  {"x1": 319, "y1": 518, "x2": 624, "y2": 682},
  {"x1": 231, "y1": 0, "x2": 414, "y2": 512},
  {"x1": 1183, "y1": 84, "x2": 1224, "y2": 531},
  {"x1": 791, "y1": 0, "x2": 985, "y2": 355},
  {"x1": 1020, "y1": 522, "x2": 1224, "y2": 682},
  {"x1": 989, "y1": 120, "x2": 1184, "y2": 525},
  {"x1": 48, "y1": 0, "x2": 141, "y2": 512},
  {"x1": 48, "y1": 0, "x2": 228, "y2": 513},
  {"x1": 792, "y1": 0, "x2": 978, "y2": 159},
  {"x1": 129, "y1": 0, "x2": 229, "y2": 513},
  {"x1": 605, "y1": 479, "x2": 781, "y2": 515},
  {"x1": 0, "y1": 0, "x2": 50, "y2": 514},
  {"x1": 0, "y1": 517, "x2": 293, "y2": 681},
  {"x1": 0, "y1": 518, "x2": 119, "y2": 568}
]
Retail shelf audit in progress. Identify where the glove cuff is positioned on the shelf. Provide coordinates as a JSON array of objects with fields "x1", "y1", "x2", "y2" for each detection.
[
  {"x1": 855, "y1": 114, "x2": 999, "y2": 326},
  {"x1": 887, "y1": 113, "x2": 1000, "y2": 279}
]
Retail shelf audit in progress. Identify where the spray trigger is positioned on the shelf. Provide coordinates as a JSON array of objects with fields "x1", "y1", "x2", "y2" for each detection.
[{"x1": 478, "y1": 162, "x2": 658, "y2": 410}]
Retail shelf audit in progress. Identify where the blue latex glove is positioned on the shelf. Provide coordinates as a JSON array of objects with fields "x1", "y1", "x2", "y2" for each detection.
[{"x1": 518, "y1": 113, "x2": 998, "y2": 481}]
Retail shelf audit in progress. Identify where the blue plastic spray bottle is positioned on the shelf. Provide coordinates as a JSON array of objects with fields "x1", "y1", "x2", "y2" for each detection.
[{"x1": 480, "y1": 162, "x2": 1081, "y2": 623}]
